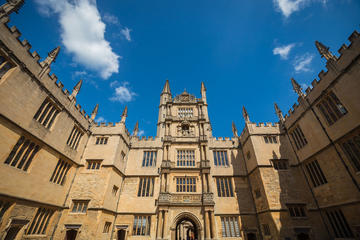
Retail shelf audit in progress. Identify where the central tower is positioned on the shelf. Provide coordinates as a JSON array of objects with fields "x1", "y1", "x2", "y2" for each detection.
[{"x1": 156, "y1": 80, "x2": 215, "y2": 239}]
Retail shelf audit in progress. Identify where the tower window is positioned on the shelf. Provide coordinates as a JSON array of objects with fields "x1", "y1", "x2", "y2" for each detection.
[
  {"x1": 213, "y1": 150, "x2": 229, "y2": 166},
  {"x1": 341, "y1": 134, "x2": 360, "y2": 172},
  {"x1": 49, "y1": 159, "x2": 71, "y2": 185},
  {"x1": 26, "y1": 208, "x2": 54, "y2": 235},
  {"x1": 133, "y1": 215, "x2": 151, "y2": 236},
  {"x1": 137, "y1": 177, "x2": 155, "y2": 197},
  {"x1": 317, "y1": 91, "x2": 347, "y2": 125},
  {"x1": 176, "y1": 177, "x2": 196, "y2": 192},
  {"x1": 86, "y1": 160, "x2": 102, "y2": 170},
  {"x1": 142, "y1": 151, "x2": 157, "y2": 167},
  {"x1": 33, "y1": 98, "x2": 60, "y2": 129},
  {"x1": 178, "y1": 108, "x2": 193, "y2": 118},
  {"x1": 177, "y1": 150, "x2": 195, "y2": 167},
  {"x1": 264, "y1": 136, "x2": 278, "y2": 144},
  {"x1": 66, "y1": 126, "x2": 83, "y2": 150},
  {"x1": 4, "y1": 136, "x2": 40, "y2": 171},
  {"x1": 95, "y1": 137, "x2": 108, "y2": 145},
  {"x1": 289, "y1": 125, "x2": 308, "y2": 150},
  {"x1": 262, "y1": 224, "x2": 271, "y2": 236},
  {"x1": 103, "y1": 222, "x2": 112, "y2": 233},
  {"x1": 287, "y1": 204, "x2": 306, "y2": 218},
  {"x1": 71, "y1": 200, "x2": 89, "y2": 213},
  {"x1": 271, "y1": 159, "x2": 289, "y2": 170},
  {"x1": 0, "y1": 54, "x2": 15, "y2": 79},
  {"x1": 216, "y1": 177, "x2": 234, "y2": 197},
  {"x1": 305, "y1": 159, "x2": 327, "y2": 187},
  {"x1": 325, "y1": 209, "x2": 353, "y2": 238},
  {"x1": 221, "y1": 216, "x2": 240, "y2": 237}
]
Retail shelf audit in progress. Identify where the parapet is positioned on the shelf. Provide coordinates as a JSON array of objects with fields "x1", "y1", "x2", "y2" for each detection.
[
  {"x1": 283, "y1": 29, "x2": 360, "y2": 127},
  {"x1": 0, "y1": 19, "x2": 94, "y2": 131}
]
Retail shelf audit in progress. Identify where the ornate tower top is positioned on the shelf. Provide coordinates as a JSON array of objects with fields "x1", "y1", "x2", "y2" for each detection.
[
  {"x1": 0, "y1": 0, "x2": 24, "y2": 18},
  {"x1": 232, "y1": 121, "x2": 238, "y2": 137},
  {"x1": 291, "y1": 78, "x2": 305, "y2": 98},
  {"x1": 91, "y1": 104, "x2": 99, "y2": 121},
  {"x1": 162, "y1": 79, "x2": 171, "y2": 95},
  {"x1": 242, "y1": 106, "x2": 250, "y2": 123},
  {"x1": 201, "y1": 81, "x2": 207, "y2": 104},
  {"x1": 121, "y1": 106, "x2": 128, "y2": 123},
  {"x1": 315, "y1": 41, "x2": 336, "y2": 61},
  {"x1": 40, "y1": 46, "x2": 60, "y2": 68},
  {"x1": 274, "y1": 103, "x2": 284, "y2": 123}
]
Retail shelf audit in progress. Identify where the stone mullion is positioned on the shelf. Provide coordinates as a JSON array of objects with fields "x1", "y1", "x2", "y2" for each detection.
[
  {"x1": 204, "y1": 210, "x2": 210, "y2": 239},
  {"x1": 157, "y1": 210, "x2": 163, "y2": 238}
]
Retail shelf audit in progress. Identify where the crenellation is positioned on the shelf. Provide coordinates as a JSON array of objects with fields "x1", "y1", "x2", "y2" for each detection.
[
  {"x1": 338, "y1": 43, "x2": 348, "y2": 55},
  {"x1": 107, "y1": 122, "x2": 114, "y2": 127},
  {"x1": 80, "y1": 109, "x2": 85, "y2": 116},
  {"x1": 318, "y1": 69, "x2": 327, "y2": 81},
  {"x1": 311, "y1": 79, "x2": 318, "y2": 88},
  {"x1": 31, "y1": 50, "x2": 40, "y2": 61},
  {"x1": 305, "y1": 86, "x2": 312, "y2": 94},
  {"x1": 55, "y1": 80, "x2": 63, "y2": 89},
  {"x1": 100, "y1": 122, "x2": 107, "y2": 126},
  {"x1": 20, "y1": 39, "x2": 31, "y2": 50},
  {"x1": 348, "y1": 30, "x2": 359, "y2": 43},
  {"x1": 49, "y1": 73, "x2": 57, "y2": 81},
  {"x1": 9, "y1": 25, "x2": 21, "y2": 38}
]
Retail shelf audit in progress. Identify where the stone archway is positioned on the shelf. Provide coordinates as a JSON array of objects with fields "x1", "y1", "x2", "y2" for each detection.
[{"x1": 171, "y1": 212, "x2": 202, "y2": 240}]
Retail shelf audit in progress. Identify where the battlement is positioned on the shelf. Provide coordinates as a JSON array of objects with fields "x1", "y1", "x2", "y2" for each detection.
[
  {"x1": 211, "y1": 137, "x2": 232, "y2": 141},
  {"x1": 1, "y1": 20, "x2": 95, "y2": 129},
  {"x1": 283, "y1": 29, "x2": 360, "y2": 126}
]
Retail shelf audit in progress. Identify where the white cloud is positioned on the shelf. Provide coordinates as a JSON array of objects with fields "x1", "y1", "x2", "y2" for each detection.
[
  {"x1": 95, "y1": 116, "x2": 106, "y2": 122},
  {"x1": 273, "y1": 0, "x2": 309, "y2": 17},
  {"x1": 293, "y1": 53, "x2": 314, "y2": 72},
  {"x1": 273, "y1": 43, "x2": 296, "y2": 59},
  {"x1": 103, "y1": 13, "x2": 119, "y2": 25},
  {"x1": 35, "y1": 0, "x2": 120, "y2": 79},
  {"x1": 138, "y1": 130, "x2": 145, "y2": 136},
  {"x1": 121, "y1": 27, "x2": 132, "y2": 42},
  {"x1": 273, "y1": 0, "x2": 328, "y2": 17},
  {"x1": 110, "y1": 82, "x2": 136, "y2": 103},
  {"x1": 110, "y1": 80, "x2": 120, "y2": 88}
]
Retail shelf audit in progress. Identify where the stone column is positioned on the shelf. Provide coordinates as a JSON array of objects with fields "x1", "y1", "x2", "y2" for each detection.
[
  {"x1": 202, "y1": 174, "x2": 207, "y2": 193},
  {"x1": 160, "y1": 174, "x2": 165, "y2": 192},
  {"x1": 162, "y1": 210, "x2": 168, "y2": 238},
  {"x1": 205, "y1": 210, "x2": 210, "y2": 239},
  {"x1": 209, "y1": 211, "x2": 215, "y2": 239},
  {"x1": 206, "y1": 174, "x2": 210, "y2": 193},
  {"x1": 157, "y1": 210, "x2": 163, "y2": 239}
]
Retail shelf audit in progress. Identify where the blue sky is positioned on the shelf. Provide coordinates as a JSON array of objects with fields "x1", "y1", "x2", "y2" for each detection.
[{"x1": 8, "y1": 0, "x2": 360, "y2": 137}]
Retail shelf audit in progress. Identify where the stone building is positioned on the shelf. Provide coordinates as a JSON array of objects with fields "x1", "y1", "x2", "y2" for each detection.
[{"x1": 0, "y1": 1, "x2": 359, "y2": 240}]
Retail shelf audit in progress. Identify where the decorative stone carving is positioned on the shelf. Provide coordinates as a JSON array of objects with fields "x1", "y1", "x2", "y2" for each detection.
[
  {"x1": 177, "y1": 120, "x2": 195, "y2": 137},
  {"x1": 173, "y1": 90, "x2": 196, "y2": 103}
]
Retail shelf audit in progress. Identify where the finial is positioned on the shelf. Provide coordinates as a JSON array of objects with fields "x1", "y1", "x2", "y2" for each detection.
[
  {"x1": 162, "y1": 79, "x2": 171, "y2": 95},
  {"x1": 201, "y1": 82, "x2": 206, "y2": 92},
  {"x1": 91, "y1": 104, "x2": 99, "y2": 120},
  {"x1": 0, "y1": 0, "x2": 25, "y2": 18},
  {"x1": 132, "y1": 121, "x2": 139, "y2": 136},
  {"x1": 315, "y1": 41, "x2": 336, "y2": 61},
  {"x1": 40, "y1": 46, "x2": 60, "y2": 68},
  {"x1": 242, "y1": 106, "x2": 250, "y2": 123},
  {"x1": 291, "y1": 78, "x2": 305, "y2": 98},
  {"x1": 70, "y1": 79, "x2": 83, "y2": 99},
  {"x1": 232, "y1": 121, "x2": 238, "y2": 137},
  {"x1": 274, "y1": 103, "x2": 284, "y2": 123},
  {"x1": 121, "y1": 106, "x2": 128, "y2": 123}
]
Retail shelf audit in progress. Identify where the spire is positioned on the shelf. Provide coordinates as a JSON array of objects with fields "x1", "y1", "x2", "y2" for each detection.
[
  {"x1": 90, "y1": 104, "x2": 99, "y2": 121},
  {"x1": 121, "y1": 106, "x2": 128, "y2": 123},
  {"x1": 0, "y1": 0, "x2": 24, "y2": 18},
  {"x1": 232, "y1": 121, "x2": 238, "y2": 137},
  {"x1": 291, "y1": 78, "x2": 305, "y2": 98},
  {"x1": 162, "y1": 79, "x2": 171, "y2": 95},
  {"x1": 40, "y1": 46, "x2": 60, "y2": 68},
  {"x1": 132, "y1": 121, "x2": 139, "y2": 136},
  {"x1": 274, "y1": 103, "x2": 284, "y2": 123},
  {"x1": 70, "y1": 79, "x2": 83, "y2": 99},
  {"x1": 242, "y1": 106, "x2": 250, "y2": 123},
  {"x1": 315, "y1": 41, "x2": 336, "y2": 61},
  {"x1": 201, "y1": 81, "x2": 207, "y2": 104}
]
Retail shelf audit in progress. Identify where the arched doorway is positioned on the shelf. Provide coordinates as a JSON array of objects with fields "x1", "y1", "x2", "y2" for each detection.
[
  {"x1": 171, "y1": 212, "x2": 202, "y2": 240},
  {"x1": 176, "y1": 218, "x2": 197, "y2": 240}
]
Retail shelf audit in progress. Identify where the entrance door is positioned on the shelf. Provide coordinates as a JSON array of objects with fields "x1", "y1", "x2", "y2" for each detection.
[
  {"x1": 66, "y1": 229, "x2": 78, "y2": 240},
  {"x1": 118, "y1": 229, "x2": 126, "y2": 240},
  {"x1": 247, "y1": 232, "x2": 257, "y2": 240},
  {"x1": 297, "y1": 233, "x2": 310, "y2": 240},
  {"x1": 4, "y1": 226, "x2": 21, "y2": 240}
]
